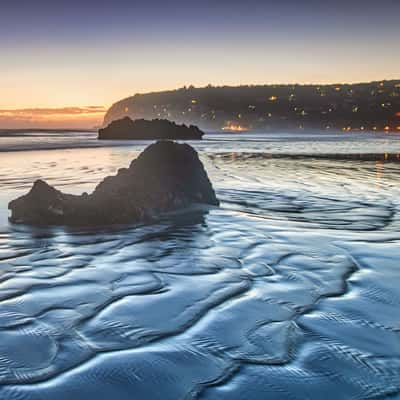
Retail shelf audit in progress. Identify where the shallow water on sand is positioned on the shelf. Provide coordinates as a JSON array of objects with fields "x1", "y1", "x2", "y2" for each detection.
[{"x1": 0, "y1": 135, "x2": 399, "y2": 399}]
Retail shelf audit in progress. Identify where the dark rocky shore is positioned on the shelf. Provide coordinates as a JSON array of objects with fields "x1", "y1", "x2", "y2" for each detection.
[
  {"x1": 8, "y1": 141, "x2": 218, "y2": 226},
  {"x1": 98, "y1": 118, "x2": 204, "y2": 140}
]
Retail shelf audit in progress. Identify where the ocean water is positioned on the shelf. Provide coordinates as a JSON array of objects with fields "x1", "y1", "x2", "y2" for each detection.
[{"x1": 0, "y1": 132, "x2": 399, "y2": 399}]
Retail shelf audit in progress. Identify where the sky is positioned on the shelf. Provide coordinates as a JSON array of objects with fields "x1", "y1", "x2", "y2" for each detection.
[{"x1": 1, "y1": 0, "x2": 399, "y2": 128}]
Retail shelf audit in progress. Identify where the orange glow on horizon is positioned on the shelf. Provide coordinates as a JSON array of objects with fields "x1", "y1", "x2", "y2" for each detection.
[
  {"x1": 0, "y1": 107, "x2": 106, "y2": 129},
  {"x1": 222, "y1": 124, "x2": 249, "y2": 132}
]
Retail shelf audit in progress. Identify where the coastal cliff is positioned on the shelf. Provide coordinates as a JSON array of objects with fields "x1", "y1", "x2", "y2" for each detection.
[{"x1": 103, "y1": 81, "x2": 400, "y2": 132}]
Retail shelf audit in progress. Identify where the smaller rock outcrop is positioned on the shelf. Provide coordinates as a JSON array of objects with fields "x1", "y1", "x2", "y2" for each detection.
[
  {"x1": 8, "y1": 141, "x2": 218, "y2": 226},
  {"x1": 98, "y1": 118, "x2": 204, "y2": 140}
]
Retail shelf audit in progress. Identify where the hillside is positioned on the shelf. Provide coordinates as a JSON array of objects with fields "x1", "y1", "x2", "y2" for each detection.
[{"x1": 104, "y1": 81, "x2": 400, "y2": 132}]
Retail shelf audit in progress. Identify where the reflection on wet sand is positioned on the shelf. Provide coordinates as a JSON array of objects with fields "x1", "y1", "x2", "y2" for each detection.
[
  {"x1": 0, "y1": 143, "x2": 399, "y2": 400},
  {"x1": 376, "y1": 160, "x2": 384, "y2": 182}
]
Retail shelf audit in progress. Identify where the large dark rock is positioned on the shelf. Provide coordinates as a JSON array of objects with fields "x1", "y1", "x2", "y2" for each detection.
[
  {"x1": 8, "y1": 141, "x2": 219, "y2": 226},
  {"x1": 98, "y1": 117, "x2": 204, "y2": 140}
]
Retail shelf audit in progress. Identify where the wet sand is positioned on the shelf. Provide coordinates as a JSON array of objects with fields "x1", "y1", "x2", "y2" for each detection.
[{"x1": 0, "y1": 133, "x2": 399, "y2": 399}]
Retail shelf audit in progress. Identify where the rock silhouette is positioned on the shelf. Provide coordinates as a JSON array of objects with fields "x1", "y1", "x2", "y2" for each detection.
[
  {"x1": 8, "y1": 141, "x2": 218, "y2": 226},
  {"x1": 98, "y1": 117, "x2": 204, "y2": 140}
]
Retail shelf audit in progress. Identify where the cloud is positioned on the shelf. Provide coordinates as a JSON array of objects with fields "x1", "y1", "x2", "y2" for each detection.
[
  {"x1": 0, "y1": 106, "x2": 106, "y2": 128},
  {"x1": 0, "y1": 106, "x2": 106, "y2": 116}
]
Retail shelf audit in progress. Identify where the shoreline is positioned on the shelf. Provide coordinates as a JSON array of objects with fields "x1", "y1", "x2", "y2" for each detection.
[
  {"x1": 1, "y1": 143, "x2": 399, "y2": 162},
  {"x1": 1, "y1": 130, "x2": 400, "y2": 157}
]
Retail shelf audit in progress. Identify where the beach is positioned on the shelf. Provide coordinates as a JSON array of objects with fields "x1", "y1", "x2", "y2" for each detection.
[{"x1": 0, "y1": 131, "x2": 399, "y2": 399}]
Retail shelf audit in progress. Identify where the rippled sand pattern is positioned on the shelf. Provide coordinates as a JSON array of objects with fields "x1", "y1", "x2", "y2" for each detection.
[{"x1": 0, "y1": 146, "x2": 399, "y2": 399}]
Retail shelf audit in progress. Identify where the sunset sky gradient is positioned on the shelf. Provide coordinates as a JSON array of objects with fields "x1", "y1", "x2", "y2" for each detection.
[{"x1": 1, "y1": 0, "x2": 399, "y2": 127}]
